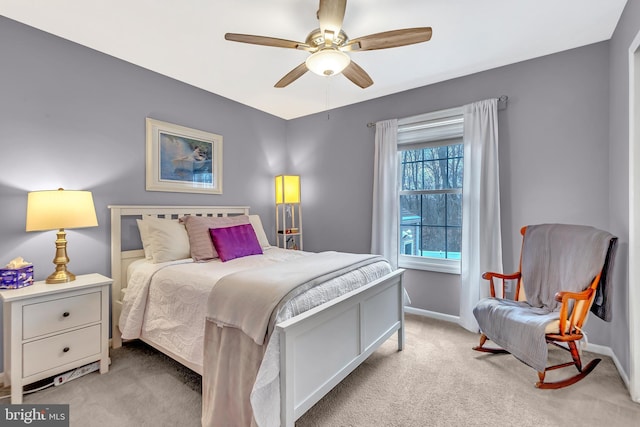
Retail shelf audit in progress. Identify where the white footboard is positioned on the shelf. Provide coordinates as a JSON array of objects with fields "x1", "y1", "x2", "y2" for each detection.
[{"x1": 277, "y1": 268, "x2": 405, "y2": 426}]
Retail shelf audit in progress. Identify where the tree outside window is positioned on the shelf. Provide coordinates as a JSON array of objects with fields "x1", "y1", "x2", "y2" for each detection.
[{"x1": 399, "y1": 143, "x2": 463, "y2": 260}]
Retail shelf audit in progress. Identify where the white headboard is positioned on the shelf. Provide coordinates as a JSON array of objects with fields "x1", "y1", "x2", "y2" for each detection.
[{"x1": 108, "y1": 205, "x2": 250, "y2": 346}]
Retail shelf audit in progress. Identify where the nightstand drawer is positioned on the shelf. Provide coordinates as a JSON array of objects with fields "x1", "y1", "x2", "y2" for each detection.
[
  {"x1": 22, "y1": 324, "x2": 101, "y2": 378},
  {"x1": 23, "y1": 291, "x2": 101, "y2": 340}
]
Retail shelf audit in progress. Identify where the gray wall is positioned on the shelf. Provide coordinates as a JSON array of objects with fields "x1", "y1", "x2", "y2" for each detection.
[
  {"x1": 607, "y1": 0, "x2": 640, "y2": 380},
  {"x1": 287, "y1": 41, "x2": 611, "y2": 321},
  {"x1": 0, "y1": 16, "x2": 287, "y2": 364}
]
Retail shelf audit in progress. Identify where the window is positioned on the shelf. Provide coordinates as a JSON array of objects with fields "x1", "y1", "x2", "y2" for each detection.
[{"x1": 397, "y1": 107, "x2": 463, "y2": 274}]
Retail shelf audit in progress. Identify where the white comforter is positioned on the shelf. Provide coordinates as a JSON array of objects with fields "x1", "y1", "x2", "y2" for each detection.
[
  {"x1": 119, "y1": 247, "x2": 310, "y2": 367},
  {"x1": 118, "y1": 247, "x2": 392, "y2": 426}
]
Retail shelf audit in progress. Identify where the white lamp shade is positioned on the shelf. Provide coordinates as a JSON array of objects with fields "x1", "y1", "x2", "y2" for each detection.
[
  {"x1": 305, "y1": 48, "x2": 351, "y2": 76},
  {"x1": 26, "y1": 189, "x2": 98, "y2": 231},
  {"x1": 275, "y1": 175, "x2": 301, "y2": 204}
]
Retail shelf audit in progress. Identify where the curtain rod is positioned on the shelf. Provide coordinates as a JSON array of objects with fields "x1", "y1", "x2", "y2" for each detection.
[{"x1": 366, "y1": 95, "x2": 509, "y2": 128}]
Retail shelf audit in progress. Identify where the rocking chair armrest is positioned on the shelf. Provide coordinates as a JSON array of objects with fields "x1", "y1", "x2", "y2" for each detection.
[
  {"x1": 554, "y1": 288, "x2": 593, "y2": 303},
  {"x1": 481, "y1": 272, "x2": 521, "y2": 298},
  {"x1": 482, "y1": 272, "x2": 521, "y2": 281},
  {"x1": 554, "y1": 288, "x2": 595, "y2": 336}
]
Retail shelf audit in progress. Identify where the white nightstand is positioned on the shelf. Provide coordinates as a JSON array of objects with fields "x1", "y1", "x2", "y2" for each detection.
[{"x1": 0, "y1": 273, "x2": 111, "y2": 403}]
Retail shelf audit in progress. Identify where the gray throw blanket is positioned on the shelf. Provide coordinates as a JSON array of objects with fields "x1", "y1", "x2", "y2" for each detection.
[
  {"x1": 473, "y1": 224, "x2": 615, "y2": 372},
  {"x1": 207, "y1": 251, "x2": 385, "y2": 345}
]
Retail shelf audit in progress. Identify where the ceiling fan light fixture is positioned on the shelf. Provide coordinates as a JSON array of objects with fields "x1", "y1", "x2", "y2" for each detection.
[{"x1": 305, "y1": 48, "x2": 350, "y2": 76}]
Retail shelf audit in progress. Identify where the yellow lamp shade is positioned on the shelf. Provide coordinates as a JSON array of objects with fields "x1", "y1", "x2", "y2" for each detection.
[
  {"x1": 26, "y1": 189, "x2": 98, "y2": 231},
  {"x1": 275, "y1": 175, "x2": 300, "y2": 204}
]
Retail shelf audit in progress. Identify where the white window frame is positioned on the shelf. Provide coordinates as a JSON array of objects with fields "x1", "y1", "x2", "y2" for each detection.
[{"x1": 397, "y1": 106, "x2": 464, "y2": 275}]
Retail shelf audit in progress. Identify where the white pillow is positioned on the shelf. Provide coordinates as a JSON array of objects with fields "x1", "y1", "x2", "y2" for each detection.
[
  {"x1": 136, "y1": 219, "x2": 153, "y2": 260},
  {"x1": 249, "y1": 214, "x2": 271, "y2": 248},
  {"x1": 143, "y1": 217, "x2": 191, "y2": 263}
]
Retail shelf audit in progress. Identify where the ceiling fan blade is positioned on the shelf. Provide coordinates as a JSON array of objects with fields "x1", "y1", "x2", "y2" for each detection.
[
  {"x1": 225, "y1": 33, "x2": 310, "y2": 50},
  {"x1": 274, "y1": 63, "x2": 309, "y2": 88},
  {"x1": 342, "y1": 61, "x2": 373, "y2": 89},
  {"x1": 318, "y1": 0, "x2": 347, "y2": 36},
  {"x1": 344, "y1": 27, "x2": 432, "y2": 51}
]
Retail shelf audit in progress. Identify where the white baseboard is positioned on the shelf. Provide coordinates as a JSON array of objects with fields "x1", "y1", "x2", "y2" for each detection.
[
  {"x1": 404, "y1": 306, "x2": 630, "y2": 389},
  {"x1": 585, "y1": 342, "x2": 630, "y2": 389},
  {"x1": 404, "y1": 306, "x2": 460, "y2": 324}
]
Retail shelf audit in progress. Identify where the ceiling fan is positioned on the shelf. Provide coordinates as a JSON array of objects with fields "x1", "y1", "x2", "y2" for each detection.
[{"x1": 224, "y1": 0, "x2": 432, "y2": 89}]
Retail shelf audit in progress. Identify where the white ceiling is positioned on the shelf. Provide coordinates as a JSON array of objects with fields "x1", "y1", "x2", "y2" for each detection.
[{"x1": 0, "y1": 0, "x2": 628, "y2": 120}]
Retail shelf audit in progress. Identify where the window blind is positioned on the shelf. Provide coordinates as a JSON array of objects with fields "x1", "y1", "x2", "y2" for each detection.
[{"x1": 397, "y1": 106, "x2": 464, "y2": 148}]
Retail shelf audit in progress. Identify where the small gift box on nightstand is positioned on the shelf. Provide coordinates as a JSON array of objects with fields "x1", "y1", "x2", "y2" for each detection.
[{"x1": 0, "y1": 257, "x2": 34, "y2": 289}]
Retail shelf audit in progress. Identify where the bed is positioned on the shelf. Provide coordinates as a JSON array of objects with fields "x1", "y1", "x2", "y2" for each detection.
[{"x1": 109, "y1": 205, "x2": 405, "y2": 427}]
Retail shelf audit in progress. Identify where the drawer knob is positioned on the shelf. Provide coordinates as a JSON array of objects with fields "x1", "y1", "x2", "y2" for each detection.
[
  {"x1": 63, "y1": 347, "x2": 70, "y2": 353},
  {"x1": 62, "y1": 312, "x2": 70, "y2": 318}
]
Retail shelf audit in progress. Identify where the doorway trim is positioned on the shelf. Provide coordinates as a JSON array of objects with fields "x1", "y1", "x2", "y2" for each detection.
[{"x1": 627, "y1": 28, "x2": 640, "y2": 403}]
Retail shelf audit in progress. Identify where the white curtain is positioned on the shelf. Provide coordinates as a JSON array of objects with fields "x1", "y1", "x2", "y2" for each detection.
[
  {"x1": 459, "y1": 99, "x2": 503, "y2": 332},
  {"x1": 371, "y1": 119, "x2": 399, "y2": 269}
]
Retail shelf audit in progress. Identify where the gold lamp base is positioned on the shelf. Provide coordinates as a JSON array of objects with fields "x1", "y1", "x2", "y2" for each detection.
[
  {"x1": 46, "y1": 228, "x2": 76, "y2": 284},
  {"x1": 46, "y1": 269, "x2": 76, "y2": 284}
]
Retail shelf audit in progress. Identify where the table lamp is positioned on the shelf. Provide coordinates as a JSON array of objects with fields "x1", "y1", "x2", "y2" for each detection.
[{"x1": 26, "y1": 188, "x2": 98, "y2": 284}]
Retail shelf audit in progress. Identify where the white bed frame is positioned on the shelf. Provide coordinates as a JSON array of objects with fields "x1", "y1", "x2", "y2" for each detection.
[{"x1": 109, "y1": 205, "x2": 405, "y2": 427}]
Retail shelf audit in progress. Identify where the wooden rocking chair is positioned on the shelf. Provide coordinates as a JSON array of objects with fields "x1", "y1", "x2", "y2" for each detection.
[{"x1": 472, "y1": 224, "x2": 617, "y2": 389}]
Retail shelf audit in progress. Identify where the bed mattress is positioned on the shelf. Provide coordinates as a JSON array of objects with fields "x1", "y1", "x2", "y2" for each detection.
[{"x1": 119, "y1": 247, "x2": 391, "y2": 370}]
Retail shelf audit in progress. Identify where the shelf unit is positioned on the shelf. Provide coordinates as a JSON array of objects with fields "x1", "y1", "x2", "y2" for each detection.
[
  {"x1": 275, "y1": 175, "x2": 303, "y2": 250},
  {"x1": 276, "y1": 203, "x2": 303, "y2": 250}
]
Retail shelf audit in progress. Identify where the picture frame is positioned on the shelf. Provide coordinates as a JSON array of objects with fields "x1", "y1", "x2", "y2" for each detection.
[{"x1": 145, "y1": 118, "x2": 223, "y2": 194}]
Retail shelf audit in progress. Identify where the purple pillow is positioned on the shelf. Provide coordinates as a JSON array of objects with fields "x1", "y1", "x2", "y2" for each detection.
[
  {"x1": 180, "y1": 215, "x2": 250, "y2": 261},
  {"x1": 209, "y1": 224, "x2": 263, "y2": 262}
]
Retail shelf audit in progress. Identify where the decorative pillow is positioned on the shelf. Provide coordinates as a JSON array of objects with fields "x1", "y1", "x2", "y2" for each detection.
[
  {"x1": 180, "y1": 215, "x2": 250, "y2": 261},
  {"x1": 144, "y1": 218, "x2": 191, "y2": 263},
  {"x1": 209, "y1": 223, "x2": 263, "y2": 262},
  {"x1": 248, "y1": 214, "x2": 271, "y2": 248}
]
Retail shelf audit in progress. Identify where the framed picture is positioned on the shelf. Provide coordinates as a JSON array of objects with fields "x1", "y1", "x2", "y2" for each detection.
[{"x1": 145, "y1": 118, "x2": 223, "y2": 194}]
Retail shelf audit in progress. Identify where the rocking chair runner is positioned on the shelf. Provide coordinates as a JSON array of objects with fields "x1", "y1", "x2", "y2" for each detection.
[{"x1": 472, "y1": 224, "x2": 617, "y2": 389}]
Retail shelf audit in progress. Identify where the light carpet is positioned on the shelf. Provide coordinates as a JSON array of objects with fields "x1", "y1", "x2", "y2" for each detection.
[{"x1": 12, "y1": 314, "x2": 640, "y2": 426}]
